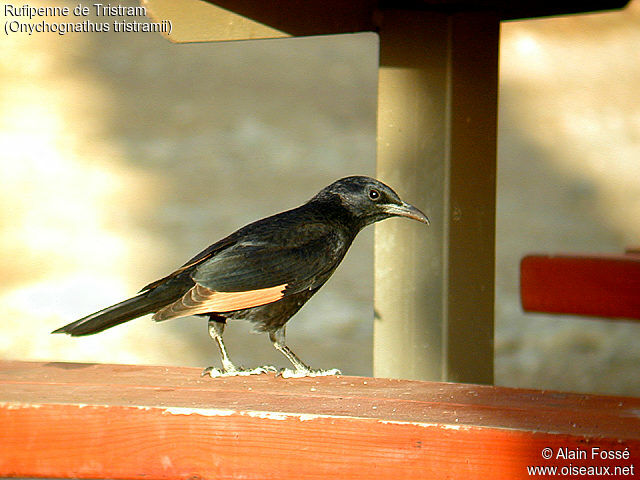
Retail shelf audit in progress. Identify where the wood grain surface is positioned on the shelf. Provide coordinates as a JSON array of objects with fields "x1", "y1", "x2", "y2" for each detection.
[{"x1": 1, "y1": 360, "x2": 638, "y2": 479}]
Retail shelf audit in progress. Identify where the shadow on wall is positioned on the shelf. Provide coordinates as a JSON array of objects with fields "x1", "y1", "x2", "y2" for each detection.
[
  {"x1": 0, "y1": 1, "x2": 378, "y2": 375},
  {"x1": 496, "y1": 0, "x2": 640, "y2": 395}
]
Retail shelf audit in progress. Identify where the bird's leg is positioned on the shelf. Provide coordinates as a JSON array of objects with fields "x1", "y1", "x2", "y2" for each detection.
[
  {"x1": 203, "y1": 320, "x2": 236, "y2": 375},
  {"x1": 202, "y1": 319, "x2": 276, "y2": 378},
  {"x1": 269, "y1": 326, "x2": 341, "y2": 378}
]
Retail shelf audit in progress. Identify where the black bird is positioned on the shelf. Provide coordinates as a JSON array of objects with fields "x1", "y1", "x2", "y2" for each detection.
[{"x1": 53, "y1": 176, "x2": 429, "y2": 377}]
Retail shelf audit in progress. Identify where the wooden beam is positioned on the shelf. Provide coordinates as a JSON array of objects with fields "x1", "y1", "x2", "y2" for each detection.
[
  {"x1": 376, "y1": 0, "x2": 631, "y2": 20},
  {"x1": 374, "y1": 10, "x2": 497, "y2": 384},
  {"x1": 2, "y1": 361, "x2": 638, "y2": 479},
  {"x1": 142, "y1": 0, "x2": 376, "y2": 42},
  {"x1": 142, "y1": 0, "x2": 291, "y2": 42},
  {"x1": 143, "y1": 0, "x2": 632, "y2": 43},
  {"x1": 521, "y1": 252, "x2": 640, "y2": 320}
]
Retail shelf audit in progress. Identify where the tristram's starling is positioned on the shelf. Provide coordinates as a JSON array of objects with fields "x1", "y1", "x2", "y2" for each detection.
[{"x1": 53, "y1": 176, "x2": 429, "y2": 377}]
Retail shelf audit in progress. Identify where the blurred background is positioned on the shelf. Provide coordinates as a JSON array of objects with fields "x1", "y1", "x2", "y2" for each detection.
[{"x1": 1, "y1": 0, "x2": 638, "y2": 395}]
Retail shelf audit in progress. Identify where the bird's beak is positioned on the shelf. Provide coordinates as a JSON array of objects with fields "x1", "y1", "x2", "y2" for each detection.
[{"x1": 384, "y1": 202, "x2": 430, "y2": 225}]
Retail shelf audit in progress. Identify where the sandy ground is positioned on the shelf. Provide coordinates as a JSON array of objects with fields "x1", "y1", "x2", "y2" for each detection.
[{"x1": 1, "y1": 1, "x2": 639, "y2": 395}]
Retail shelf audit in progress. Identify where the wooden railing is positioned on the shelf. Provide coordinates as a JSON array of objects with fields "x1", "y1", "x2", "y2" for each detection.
[
  {"x1": 521, "y1": 250, "x2": 640, "y2": 320},
  {"x1": 1, "y1": 360, "x2": 638, "y2": 479}
]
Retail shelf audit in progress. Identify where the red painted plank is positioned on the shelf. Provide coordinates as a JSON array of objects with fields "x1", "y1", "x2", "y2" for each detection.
[
  {"x1": 1, "y1": 361, "x2": 639, "y2": 479},
  {"x1": 520, "y1": 253, "x2": 640, "y2": 320}
]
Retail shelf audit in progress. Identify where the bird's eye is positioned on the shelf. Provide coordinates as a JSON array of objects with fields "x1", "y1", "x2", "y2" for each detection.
[{"x1": 368, "y1": 189, "x2": 380, "y2": 200}]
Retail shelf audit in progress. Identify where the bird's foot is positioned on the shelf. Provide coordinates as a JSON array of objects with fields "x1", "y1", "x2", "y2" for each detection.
[
  {"x1": 202, "y1": 365, "x2": 277, "y2": 378},
  {"x1": 277, "y1": 367, "x2": 341, "y2": 379}
]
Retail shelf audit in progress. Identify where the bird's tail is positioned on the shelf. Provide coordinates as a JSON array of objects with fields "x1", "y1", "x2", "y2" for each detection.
[{"x1": 52, "y1": 292, "x2": 162, "y2": 336}]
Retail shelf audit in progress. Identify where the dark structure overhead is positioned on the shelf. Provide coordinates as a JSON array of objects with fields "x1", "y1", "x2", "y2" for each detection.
[
  {"x1": 377, "y1": 0, "x2": 631, "y2": 20},
  {"x1": 200, "y1": 0, "x2": 631, "y2": 37}
]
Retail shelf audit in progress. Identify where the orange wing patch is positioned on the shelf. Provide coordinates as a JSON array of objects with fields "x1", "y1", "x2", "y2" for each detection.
[{"x1": 153, "y1": 283, "x2": 287, "y2": 321}]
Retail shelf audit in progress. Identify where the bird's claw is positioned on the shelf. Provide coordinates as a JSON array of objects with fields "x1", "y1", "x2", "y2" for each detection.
[
  {"x1": 277, "y1": 367, "x2": 341, "y2": 378},
  {"x1": 202, "y1": 365, "x2": 277, "y2": 378}
]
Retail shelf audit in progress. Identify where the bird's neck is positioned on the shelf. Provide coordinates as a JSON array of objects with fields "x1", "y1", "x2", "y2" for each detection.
[{"x1": 306, "y1": 196, "x2": 363, "y2": 238}]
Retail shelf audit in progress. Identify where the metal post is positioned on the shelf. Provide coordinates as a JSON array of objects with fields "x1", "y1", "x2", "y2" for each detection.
[{"x1": 374, "y1": 10, "x2": 498, "y2": 384}]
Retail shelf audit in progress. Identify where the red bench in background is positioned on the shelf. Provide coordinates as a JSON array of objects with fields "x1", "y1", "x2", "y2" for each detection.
[{"x1": 521, "y1": 249, "x2": 640, "y2": 321}]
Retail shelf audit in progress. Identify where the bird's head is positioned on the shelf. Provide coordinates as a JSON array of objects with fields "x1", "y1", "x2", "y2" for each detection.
[{"x1": 314, "y1": 176, "x2": 430, "y2": 229}]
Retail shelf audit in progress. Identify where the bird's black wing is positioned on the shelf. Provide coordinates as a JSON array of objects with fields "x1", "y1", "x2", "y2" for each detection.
[
  {"x1": 152, "y1": 222, "x2": 349, "y2": 321},
  {"x1": 193, "y1": 221, "x2": 346, "y2": 293},
  {"x1": 139, "y1": 234, "x2": 237, "y2": 292}
]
